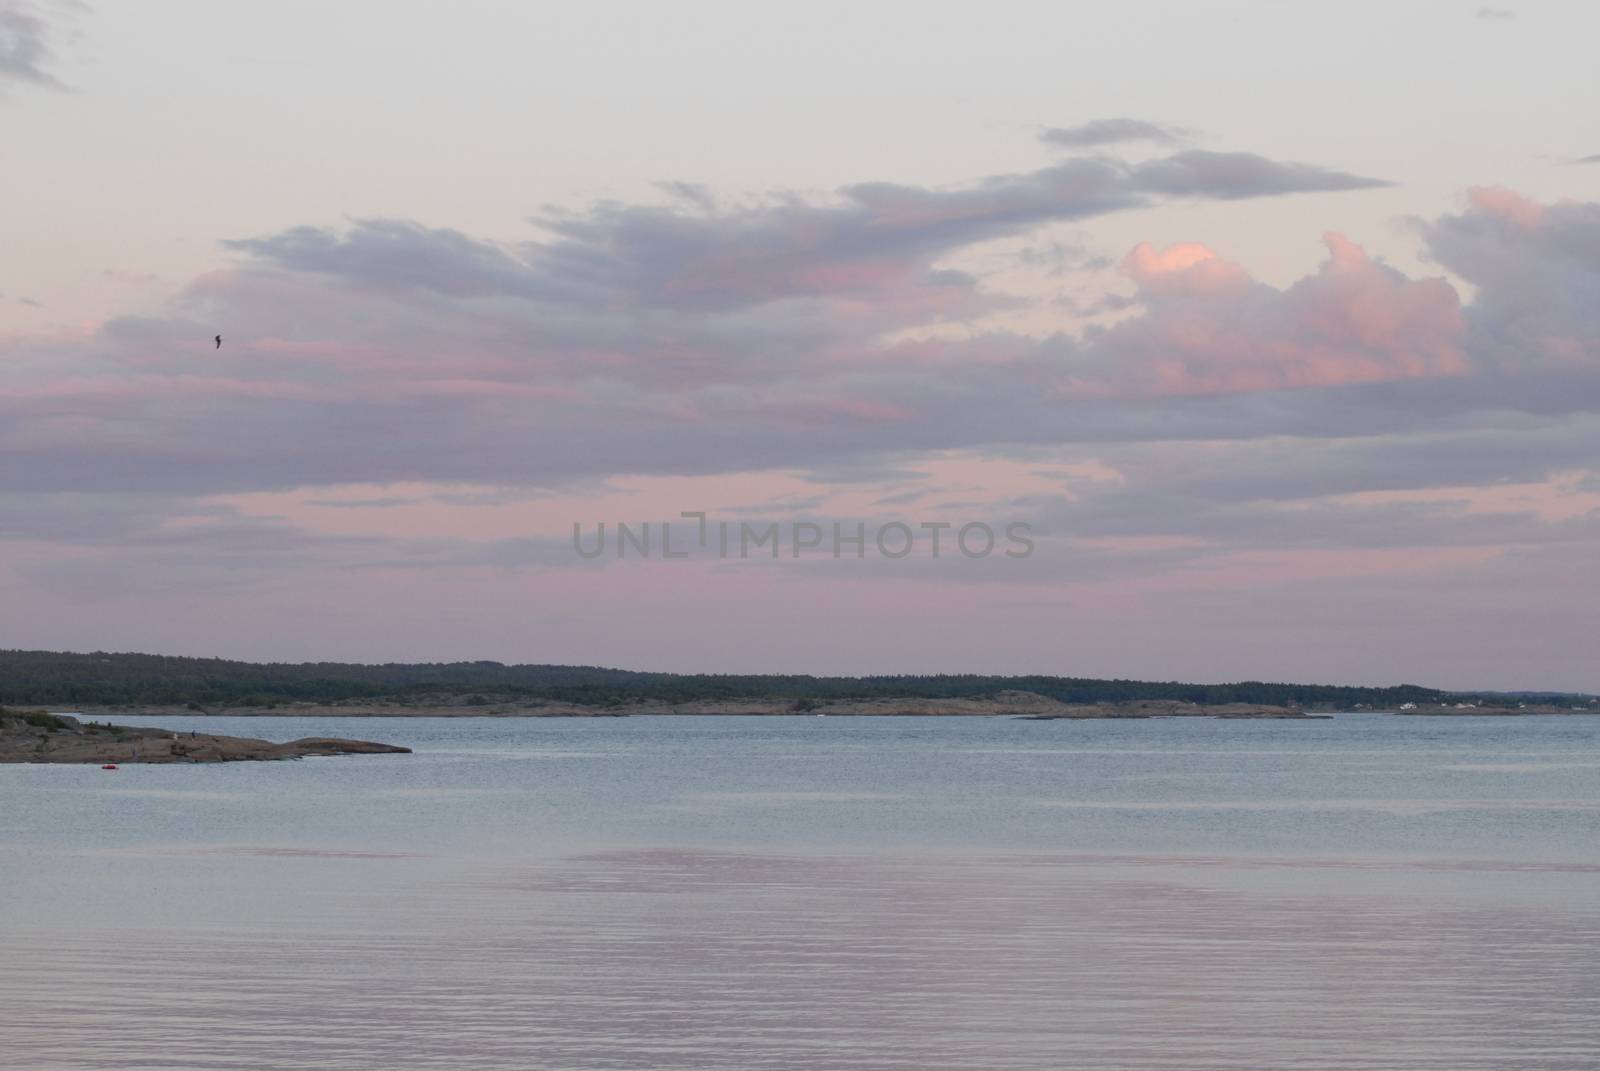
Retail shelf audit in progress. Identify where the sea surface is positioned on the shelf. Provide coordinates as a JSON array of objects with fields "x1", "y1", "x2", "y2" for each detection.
[{"x1": 3, "y1": 713, "x2": 1599, "y2": 1070}]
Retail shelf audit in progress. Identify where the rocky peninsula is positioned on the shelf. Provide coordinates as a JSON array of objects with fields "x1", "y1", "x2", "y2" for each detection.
[{"x1": 0, "y1": 709, "x2": 411, "y2": 764}]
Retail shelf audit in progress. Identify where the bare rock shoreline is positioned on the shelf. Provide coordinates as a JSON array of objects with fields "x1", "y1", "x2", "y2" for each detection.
[{"x1": 0, "y1": 710, "x2": 410, "y2": 764}]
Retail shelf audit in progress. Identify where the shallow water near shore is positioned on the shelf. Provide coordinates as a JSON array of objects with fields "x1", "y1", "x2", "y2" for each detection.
[{"x1": 4, "y1": 714, "x2": 1599, "y2": 1069}]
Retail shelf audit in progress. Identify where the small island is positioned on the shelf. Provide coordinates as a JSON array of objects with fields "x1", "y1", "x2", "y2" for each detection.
[{"x1": 0, "y1": 709, "x2": 410, "y2": 765}]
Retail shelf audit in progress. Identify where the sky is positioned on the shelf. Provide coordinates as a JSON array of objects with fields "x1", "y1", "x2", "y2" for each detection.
[{"x1": 3, "y1": 0, "x2": 1600, "y2": 689}]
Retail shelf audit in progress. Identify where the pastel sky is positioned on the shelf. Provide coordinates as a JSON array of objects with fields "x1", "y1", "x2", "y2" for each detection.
[{"x1": 4, "y1": 0, "x2": 1600, "y2": 689}]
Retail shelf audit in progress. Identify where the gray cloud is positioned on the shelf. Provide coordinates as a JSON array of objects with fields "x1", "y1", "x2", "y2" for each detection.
[
  {"x1": 305, "y1": 496, "x2": 424, "y2": 509},
  {"x1": 0, "y1": 1, "x2": 72, "y2": 91},
  {"x1": 1130, "y1": 151, "x2": 1391, "y2": 199},
  {"x1": 224, "y1": 220, "x2": 556, "y2": 301},
  {"x1": 1417, "y1": 189, "x2": 1600, "y2": 373},
  {"x1": 228, "y1": 149, "x2": 1386, "y2": 317},
  {"x1": 654, "y1": 180, "x2": 718, "y2": 211},
  {"x1": 1475, "y1": 7, "x2": 1514, "y2": 19},
  {"x1": 1040, "y1": 118, "x2": 1188, "y2": 149},
  {"x1": 1023, "y1": 431, "x2": 1600, "y2": 549}
]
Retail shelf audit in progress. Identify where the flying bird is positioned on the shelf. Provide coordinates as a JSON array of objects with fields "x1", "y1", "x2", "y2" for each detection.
[{"x1": 214, "y1": 335, "x2": 222, "y2": 350}]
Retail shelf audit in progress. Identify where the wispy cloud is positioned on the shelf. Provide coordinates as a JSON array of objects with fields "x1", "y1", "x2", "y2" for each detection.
[
  {"x1": 1040, "y1": 118, "x2": 1189, "y2": 149},
  {"x1": 0, "y1": 0, "x2": 76, "y2": 91},
  {"x1": 227, "y1": 148, "x2": 1387, "y2": 323}
]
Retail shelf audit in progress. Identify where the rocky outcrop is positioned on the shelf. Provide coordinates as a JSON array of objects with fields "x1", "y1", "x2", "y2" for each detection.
[{"x1": 0, "y1": 710, "x2": 411, "y2": 764}]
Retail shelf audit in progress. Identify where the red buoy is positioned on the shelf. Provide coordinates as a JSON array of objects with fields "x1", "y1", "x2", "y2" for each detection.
[{"x1": 101, "y1": 764, "x2": 118, "y2": 771}]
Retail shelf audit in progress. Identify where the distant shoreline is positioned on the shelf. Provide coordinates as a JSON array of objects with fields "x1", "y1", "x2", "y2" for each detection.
[
  {"x1": 44, "y1": 695, "x2": 1600, "y2": 720},
  {"x1": 10, "y1": 649, "x2": 1525, "y2": 714}
]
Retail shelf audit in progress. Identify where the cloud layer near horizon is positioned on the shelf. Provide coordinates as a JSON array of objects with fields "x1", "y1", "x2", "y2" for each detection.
[{"x1": 3, "y1": 137, "x2": 1599, "y2": 684}]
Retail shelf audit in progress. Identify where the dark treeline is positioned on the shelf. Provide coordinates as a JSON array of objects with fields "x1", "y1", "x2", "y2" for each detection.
[{"x1": 0, "y1": 649, "x2": 1453, "y2": 708}]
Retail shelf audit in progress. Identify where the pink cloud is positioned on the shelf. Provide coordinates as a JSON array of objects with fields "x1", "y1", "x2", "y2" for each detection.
[
  {"x1": 1121, "y1": 241, "x2": 1250, "y2": 297},
  {"x1": 1061, "y1": 234, "x2": 1467, "y2": 398},
  {"x1": 1467, "y1": 186, "x2": 1546, "y2": 228}
]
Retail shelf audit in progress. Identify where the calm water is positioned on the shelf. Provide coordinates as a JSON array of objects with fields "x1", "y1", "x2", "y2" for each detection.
[{"x1": 3, "y1": 714, "x2": 1599, "y2": 1069}]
